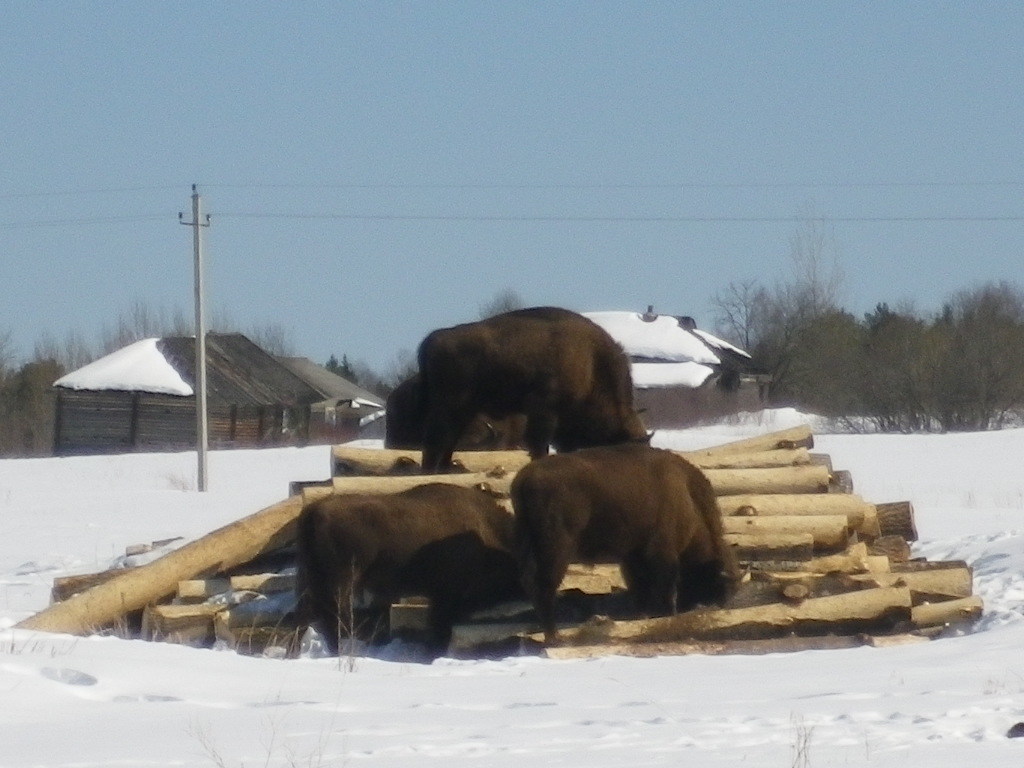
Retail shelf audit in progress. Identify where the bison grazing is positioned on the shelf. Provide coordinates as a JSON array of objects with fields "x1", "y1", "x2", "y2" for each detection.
[
  {"x1": 295, "y1": 483, "x2": 522, "y2": 656},
  {"x1": 385, "y1": 374, "x2": 527, "y2": 453},
  {"x1": 511, "y1": 443, "x2": 740, "y2": 643},
  {"x1": 416, "y1": 307, "x2": 649, "y2": 473}
]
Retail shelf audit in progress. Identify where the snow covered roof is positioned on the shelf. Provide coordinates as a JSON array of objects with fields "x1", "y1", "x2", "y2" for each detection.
[
  {"x1": 632, "y1": 361, "x2": 716, "y2": 389},
  {"x1": 691, "y1": 328, "x2": 752, "y2": 359},
  {"x1": 584, "y1": 310, "x2": 756, "y2": 389},
  {"x1": 585, "y1": 311, "x2": 722, "y2": 365},
  {"x1": 53, "y1": 338, "x2": 194, "y2": 396}
]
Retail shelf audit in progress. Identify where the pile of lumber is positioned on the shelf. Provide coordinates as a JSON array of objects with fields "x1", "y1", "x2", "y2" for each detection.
[{"x1": 17, "y1": 425, "x2": 982, "y2": 659}]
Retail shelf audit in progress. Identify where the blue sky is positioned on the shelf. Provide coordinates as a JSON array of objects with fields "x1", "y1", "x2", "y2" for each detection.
[{"x1": 2, "y1": 3, "x2": 1022, "y2": 372}]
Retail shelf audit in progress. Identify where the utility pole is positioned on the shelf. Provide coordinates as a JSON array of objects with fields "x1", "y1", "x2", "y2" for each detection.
[{"x1": 179, "y1": 185, "x2": 211, "y2": 491}]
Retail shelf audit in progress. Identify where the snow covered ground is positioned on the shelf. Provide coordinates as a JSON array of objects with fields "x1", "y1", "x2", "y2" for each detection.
[{"x1": 1, "y1": 409, "x2": 1023, "y2": 767}]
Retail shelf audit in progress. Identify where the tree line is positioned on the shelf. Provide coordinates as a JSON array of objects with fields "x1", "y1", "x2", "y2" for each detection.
[
  {"x1": 2, "y1": 266, "x2": 1024, "y2": 457},
  {"x1": 714, "y1": 245, "x2": 1024, "y2": 433}
]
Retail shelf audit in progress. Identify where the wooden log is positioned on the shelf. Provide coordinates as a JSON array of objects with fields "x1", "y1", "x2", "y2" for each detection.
[
  {"x1": 732, "y1": 570, "x2": 884, "y2": 609},
  {"x1": 301, "y1": 472, "x2": 516, "y2": 505},
  {"x1": 329, "y1": 444, "x2": 816, "y2": 478},
  {"x1": 229, "y1": 573, "x2": 295, "y2": 594},
  {"x1": 452, "y1": 585, "x2": 915, "y2": 651},
  {"x1": 16, "y1": 496, "x2": 304, "y2": 637},
  {"x1": 808, "y1": 453, "x2": 833, "y2": 470},
  {"x1": 744, "y1": 542, "x2": 875, "y2": 574},
  {"x1": 864, "y1": 566, "x2": 973, "y2": 601},
  {"x1": 548, "y1": 586, "x2": 913, "y2": 645},
  {"x1": 703, "y1": 464, "x2": 831, "y2": 495},
  {"x1": 211, "y1": 592, "x2": 296, "y2": 633},
  {"x1": 51, "y1": 569, "x2": 124, "y2": 604},
  {"x1": 735, "y1": 562, "x2": 973, "y2": 608},
  {"x1": 726, "y1": 533, "x2": 815, "y2": 562},
  {"x1": 677, "y1": 448, "x2": 813, "y2": 470},
  {"x1": 177, "y1": 578, "x2": 231, "y2": 603},
  {"x1": 911, "y1": 596, "x2": 983, "y2": 628},
  {"x1": 868, "y1": 535, "x2": 913, "y2": 563},
  {"x1": 561, "y1": 563, "x2": 627, "y2": 594},
  {"x1": 175, "y1": 573, "x2": 297, "y2": 603},
  {"x1": 315, "y1": 464, "x2": 832, "y2": 502},
  {"x1": 683, "y1": 425, "x2": 815, "y2": 456},
  {"x1": 141, "y1": 603, "x2": 224, "y2": 646},
  {"x1": 829, "y1": 469, "x2": 855, "y2": 494},
  {"x1": 875, "y1": 501, "x2": 918, "y2": 542},
  {"x1": 332, "y1": 446, "x2": 531, "y2": 477},
  {"x1": 540, "y1": 632, "x2": 931, "y2": 659},
  {"x1": 721, "y1": 514, "x2": 851, "y2": 552},
  {"x1": 718, "y1": 494, "x2": 879, "y2": 538}
]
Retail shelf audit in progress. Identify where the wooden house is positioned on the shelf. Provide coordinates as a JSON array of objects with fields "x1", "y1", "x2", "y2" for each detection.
[
  {"x1": 52, "y1": 334, "x2": 383, "y2": 456},
  {"x1": 585, "y1": 308, "x2": 769, "y2": 429}
]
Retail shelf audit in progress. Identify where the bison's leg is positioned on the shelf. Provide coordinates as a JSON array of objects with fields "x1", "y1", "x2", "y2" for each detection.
[
  {"x1": 677, "y1": 559, "x2": 735, "y2": 612},
  {"x1": 522, "y1": 406, "x2": 557, "y2": 460},
  {"x1": 519, "y1": 544, "x2": 571, "y2": 644},
  {"x1": 422, "y1": 408, "x2": 474, "y2": 473},
  {"x1": 622, "y1": 551, "x2": 678, "y2": 618},
  {"x1": 302, "y1": 557, "x2": 357, "y2": 656}
]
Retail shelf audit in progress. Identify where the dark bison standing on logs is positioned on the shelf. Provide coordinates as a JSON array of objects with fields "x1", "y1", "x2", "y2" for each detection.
[
  {"x1": 416, "y1": 307, "x2": 649, "y2": 473},
  {"x1": 295, "y1": 483, "x2": 523, "y2": 656},
  {"x1": 511, "y1": 443, "x2": 741, "y2": 643},
  {"x1": 385, "y1": 374, "x2": 527, "y2": 452}
]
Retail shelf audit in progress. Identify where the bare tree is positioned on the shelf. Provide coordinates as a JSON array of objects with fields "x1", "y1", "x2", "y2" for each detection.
[
  {"x1": 931, "y1": 281, "x2": 1024, "y2": 430},
  {"x1": 712, "y1": 279, "x2": 769, "y2": 350},
  {"x1": 247, "y1": 322, "x2": 296, "y2": 357},
  {"x1": 720, "y1": 216, "x2": 846, "y2": 404},
  {"x1": 100, "y1": 299, "x2": 191, "y2": 354}
]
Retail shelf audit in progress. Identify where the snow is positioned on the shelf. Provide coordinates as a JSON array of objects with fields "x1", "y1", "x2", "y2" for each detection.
[
  {"x1": 691, "y1": 327, "x2": 752, "y2": 359},
  {"x1": 585, "y1": 311, "x2": 722, "y2": 365},
  {"x1": 2, "y1": 409, "x2": 1024, "y2": 766},
  {"x1": 632, "y1": 360, "x2": 716, "y2": 388},
  {"x1": 53, "y1": 337, "x2": 193, "y2": 396}
]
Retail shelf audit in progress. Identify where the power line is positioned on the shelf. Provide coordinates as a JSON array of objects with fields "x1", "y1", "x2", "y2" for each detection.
[
  {"x1": 202, "y1": 181, "x2": 1024, "y2": 191},
  {"x1": 0, "y1": 214, "x2": 167, "y2": 230},
  {"x1": 2, "y1": 211, "x2": 1021, "y2": 230},
  {"x1": 0, "y1": 185, "x2": 182, "y2": 200},
  {"x1": 217, "y1": 212, "x2": 1024, "y2": 223}
]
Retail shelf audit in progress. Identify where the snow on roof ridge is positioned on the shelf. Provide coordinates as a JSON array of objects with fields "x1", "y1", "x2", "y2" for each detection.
[
  {"x1": 584, "y1": 310, "x2": 721, "y2": 365},
  {"x1": 54, "y1": 337, "x2": 194, "y2": 396}
]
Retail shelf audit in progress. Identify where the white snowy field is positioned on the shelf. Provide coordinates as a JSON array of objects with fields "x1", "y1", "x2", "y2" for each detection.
[{"x1": 1, "y1": 409, "x2": 1023, "y2": 767}]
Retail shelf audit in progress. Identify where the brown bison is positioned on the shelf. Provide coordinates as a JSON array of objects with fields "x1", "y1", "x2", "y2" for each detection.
[
  {"x1": 385, "y1": 374, "x2": 527, "y2": 452},
  {"x1": 416, "y1": 307, "x2": 649, "y2": 473},
  {"x1": 510, "y1": 443, "x2": 740, "y2": 643},
  {"x1": 295, "y1": 483, "x2": 522, "y2": 656}
]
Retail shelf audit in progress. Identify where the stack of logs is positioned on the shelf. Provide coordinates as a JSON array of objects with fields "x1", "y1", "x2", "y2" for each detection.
[{"x1": 21, "y1": 425, "x2": 982, "y2": 659}]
